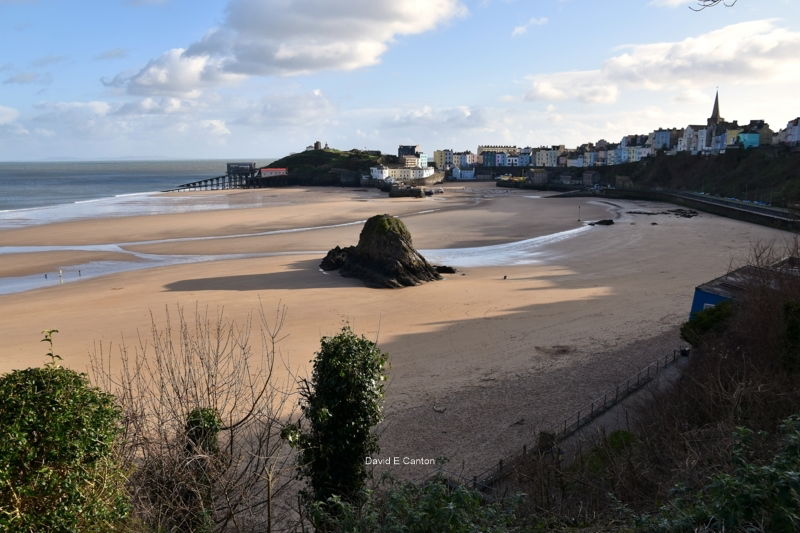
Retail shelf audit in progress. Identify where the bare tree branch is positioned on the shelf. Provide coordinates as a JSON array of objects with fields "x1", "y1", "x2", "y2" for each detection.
[
  {"x1": 91, "y1": 303, "x2": 300, "y2": 532},
  {"x1": 690, "y1": 0, "x2": 738, "y2": 11}
]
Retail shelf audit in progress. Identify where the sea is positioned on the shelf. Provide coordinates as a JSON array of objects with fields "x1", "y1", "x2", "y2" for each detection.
[{"x1": 0, "y1": 159, "x2": 274, "y2": 228}]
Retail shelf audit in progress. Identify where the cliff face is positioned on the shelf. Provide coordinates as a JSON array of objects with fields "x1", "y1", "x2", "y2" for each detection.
[{"x1": 320, "y1": 214, "x2": 442, "y2": 288}]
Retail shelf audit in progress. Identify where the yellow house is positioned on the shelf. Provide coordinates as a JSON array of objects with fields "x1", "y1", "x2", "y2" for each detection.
[
  {"x1": 725, "y1": 128, "x2": 743, "y2": 146},
  {"x1": 433, "y1": 150, "x2": 446, "y2": 169}
]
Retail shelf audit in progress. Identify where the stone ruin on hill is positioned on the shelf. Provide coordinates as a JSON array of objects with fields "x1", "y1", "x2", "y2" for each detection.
[{"x1": 320, "y1": 214, "x2": 454, "y2": 288}]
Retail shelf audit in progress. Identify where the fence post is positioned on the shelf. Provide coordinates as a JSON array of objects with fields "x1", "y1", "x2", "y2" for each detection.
[
  {"x1": 473, "y1": 476, "x2": 477, "y2": 489},
  {"x1": 523, "y1": 445, "x2": 527, "y2": 456},
  {"x1": 590, "y1": 401, "x2": 594, "y2": 418}
]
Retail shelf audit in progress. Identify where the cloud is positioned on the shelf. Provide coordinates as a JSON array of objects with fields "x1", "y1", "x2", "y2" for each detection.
[
  {"x1": 0, "y1": 105, "x2": 19, "y2": 125},
  {"x1": 114, "y1": 96, "x2": 196, "y2": 115},
  {"x1": 104, "y1": 48, "x2": 243, "y2": 97},
  {"x1": 236, "y1": 89, "x2": 335, "y2": 127},
  {"x1": 525, "y1": 19, "x2": 800, "y2": 104},
  {"x1": 201, "y1": 119, "x2": 230, "y2": 136},
  {"x1": 383, "y1": 105, "x2": 490, "y2": 130},
  {"x1": 95, "y1": 48, "x2": 128, "y2": 61},
  {"x1": 31, "y1": 55, "x2": 67, "y2": 67},
  {"x1": 527, "y1": 70, "x2": 619, "y2": 104},
  {"x1": 511, "y1": 17, "x2": 548, "y2": 37},
  {"x1": 3, "y1": 71, "x2": 52, "y2": 85},
  {"x1": 113, "y1": 0, "x2": 466, "y2": 94}
]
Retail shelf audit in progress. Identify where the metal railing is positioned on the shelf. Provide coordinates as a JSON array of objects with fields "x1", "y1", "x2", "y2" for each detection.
[{"x1": 430, "y1": 348, "x2": 685, "y2": 494}]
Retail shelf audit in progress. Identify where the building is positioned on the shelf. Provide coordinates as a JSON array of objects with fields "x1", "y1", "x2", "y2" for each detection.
[
  {"x1": 398, "y1": 145, "x2": 421, "y2": 158},
  {"x1": 566, "y1": 152, "x2": 584, "y2": 167},
  {"x1": 707, "y1": 90, "x2": 724, "y2": 128},
  {"x1": 477, "y1": 145, "x2": 517, "y2": 155},
  {"x1": 738, "y1": 120, "x2": 773, "y2": 147},
  {"x1": 534, "y1": 146, "x2": 563, "y2": 167},
  {"x1": 227, "y1": 162, "x2": 257, "y2": 178},
  {"x1": 689, "y1": 257, "x2": 800, "y2": 318},
  {"x1": 455, "y1": 151, "x2": 476, "y2": 167},
  {"x1": 737, "y1": 132, "x2": 760, "y2": 150},
  {"x1": 451, "y1": 167, "x2": 476, "y2": 180},
  {"x1": 482, "y1": 151, "x2": 498, "y2": 167},
  {"x1": 677, "y1": 125, "x2": 707, "y2": 154},
  {"x1": 260, "y1": 168, "x2": 288, "y2": 178},
  {"x1": 789, "y1": 118, "x2": 800, "y2": 145},
  {"x1": 433, "y1": 149, "x2": 453, "y2": 169},
  {"x1": 370, "y1": 165, "x2": 434, "y2": 182},
  {"x1": 775, "y1": 117, "x2": 800, "y2": 146},
  {"x1": 652, "y1": 128, "x2": 679, "y2": 151}
]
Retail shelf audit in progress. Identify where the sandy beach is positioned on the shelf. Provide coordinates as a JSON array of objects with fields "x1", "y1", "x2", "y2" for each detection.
[{"x1": 0, "y1": 183, "x2": 795, "y2": 478}]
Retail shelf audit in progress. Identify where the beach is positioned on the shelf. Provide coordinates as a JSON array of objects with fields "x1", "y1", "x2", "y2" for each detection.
[{"x1": 0, "y1": 183, "x2": 794, "y2": 477}]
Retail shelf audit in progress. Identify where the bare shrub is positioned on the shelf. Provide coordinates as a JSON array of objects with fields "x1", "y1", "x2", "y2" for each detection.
[{"x1": 91, "y1": 304, "x2": 297, "y2": 532}]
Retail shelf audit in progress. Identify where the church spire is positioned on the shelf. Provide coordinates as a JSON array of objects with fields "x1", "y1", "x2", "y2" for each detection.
[{"x1": 708, "y1": 89, "x2": 722, "y2": 127}]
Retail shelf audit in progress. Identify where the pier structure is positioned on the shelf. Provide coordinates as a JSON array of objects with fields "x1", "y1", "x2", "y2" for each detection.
[{"x1": 168, "y1": 162, "x2": 289, "y2": 191}]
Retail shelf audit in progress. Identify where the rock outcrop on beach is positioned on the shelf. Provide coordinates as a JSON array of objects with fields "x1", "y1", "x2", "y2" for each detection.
[
  {"x1": 589, "y1": 219, "x2": 615, "y2": 226},
  {"x1": 320, "y1": 214, "x2": 447, "y2": 288}
]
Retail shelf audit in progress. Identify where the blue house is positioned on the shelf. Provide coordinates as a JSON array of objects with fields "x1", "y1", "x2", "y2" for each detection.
[
  {"x1": 737, "y1": 132, "x2": 760, "y2": 149},
  {"x1": 690, "y1": 257, "x2": 800, "y2": 317}
]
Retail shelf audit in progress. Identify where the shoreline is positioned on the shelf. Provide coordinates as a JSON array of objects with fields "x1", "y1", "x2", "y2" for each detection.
[{"x1": 0, "y1": 187, "x2": 606, "y2": 295}]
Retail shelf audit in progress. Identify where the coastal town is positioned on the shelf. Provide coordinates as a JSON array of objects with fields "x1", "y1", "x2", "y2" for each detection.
[
  {"x1": 313, "y1": 92, "x2": 796, "y2": 194},
  {"x1": 424, "y1": 92, "x2": 800, "y2": 179}
]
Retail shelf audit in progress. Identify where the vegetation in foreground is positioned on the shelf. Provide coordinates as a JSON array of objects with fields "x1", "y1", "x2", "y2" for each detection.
[
  {"x1": 500, "y1": 245, "x2": 800, "y2": 532},
  {"x1": 6, "y1": 242, "x2": 800, "y2": 531},
  {"x1": 0, "y1": 331, "x2": 127, "y2": 532}
]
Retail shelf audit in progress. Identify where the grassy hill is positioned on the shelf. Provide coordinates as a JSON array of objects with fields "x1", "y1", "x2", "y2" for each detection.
[{"x1": 265, "y1": 148, "x2": 398, "y2": 186}]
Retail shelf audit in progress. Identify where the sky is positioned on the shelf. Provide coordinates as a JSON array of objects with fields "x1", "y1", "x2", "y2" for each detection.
[{"x1": 1, "y1": 0, "x2": 799, "y2": 161}]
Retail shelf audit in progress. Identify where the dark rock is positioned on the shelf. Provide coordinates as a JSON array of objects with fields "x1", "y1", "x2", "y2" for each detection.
[
  {"x1": 320, "y1": 245, "x2": 354, "y2": 271},
  {"x1": 589, "y1": 219, "x2": 615, "y2": 226},
  {"x1": 321, "y1": 214, "x2": 445, "y2": 288},
  {"x1": 435, "y1": 265, "x2": 457, "y2": 274},
  {"x1": 669, "y1": 208, "x2": 698, "y2": 218}
]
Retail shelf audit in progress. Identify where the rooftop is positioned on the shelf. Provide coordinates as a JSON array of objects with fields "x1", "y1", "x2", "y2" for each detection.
[{"x1": 697, "y1": 257, "x2": 800, "y2": 299}]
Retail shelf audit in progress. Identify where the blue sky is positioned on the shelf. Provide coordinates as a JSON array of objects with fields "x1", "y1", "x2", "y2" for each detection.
[{"x1": 1, "y1": 0, "x2": 799, "y2": 161}]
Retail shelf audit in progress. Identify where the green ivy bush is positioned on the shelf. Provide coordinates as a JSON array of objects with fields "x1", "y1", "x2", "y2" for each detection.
[
  {"x1": 308, "y1": 476, "x2": 520, "y2": 533},
  {"x1": 680, "y1": 300, "x2": 733, "y2": 346},
  {"x1": 637, "y1": 414, "x2": 800, "y2": 532},
  {"x1": 283, "y1": 326, "x2": 388, "y2": 505},
  {"x1": 0, "y1": 361, "x2": 128, "y2": 531}
]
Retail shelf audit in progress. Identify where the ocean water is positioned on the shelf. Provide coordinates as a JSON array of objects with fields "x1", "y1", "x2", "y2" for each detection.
[{"x1": 0, "y1": 159, "x2": 273, "y2": 228}]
